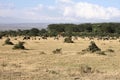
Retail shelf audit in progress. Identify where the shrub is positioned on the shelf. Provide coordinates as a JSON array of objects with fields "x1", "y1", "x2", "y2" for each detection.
[
  {"x1": 4, "y1": 38, "x2": 14, "y2": 45},
  {"x1": 53, "y1": 48, "x2": 62, "y2": 54},
  {"x1": 87, "y1": 41, "x2": 101, "y2": 53},
  {"x1": 64, "y1": 37, "x2": 74, "y2": 43},
  {"x1": 13, "y1": 42, "x2": 25, "y2": 50},
  {"x1": 81, "y1": 41, "x2": 105, "y2": 55}
]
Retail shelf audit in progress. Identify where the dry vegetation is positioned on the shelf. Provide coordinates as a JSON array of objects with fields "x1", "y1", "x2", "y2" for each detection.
[{"x1": 0, "y1": 37, "x2": 120, "y2": 80}]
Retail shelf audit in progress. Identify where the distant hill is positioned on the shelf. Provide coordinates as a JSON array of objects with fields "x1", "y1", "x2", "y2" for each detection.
[{"x1": 0, "y1": 23, "x2": 48, "y2": 31}]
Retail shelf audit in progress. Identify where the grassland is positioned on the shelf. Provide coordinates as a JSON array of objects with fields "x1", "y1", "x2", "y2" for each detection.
[{"x1": 0, "y1": 37, "x2": 120, "y2": 80}]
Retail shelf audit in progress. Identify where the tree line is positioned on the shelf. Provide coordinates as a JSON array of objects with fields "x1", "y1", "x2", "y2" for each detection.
[
  {"x1": 0, "y1": 28, "x2": 47, "y2": 37},
  {"x1": 0, "y1": 23, "x2": 120, "y2": 37},
  {"x1": 48, "y1": 23, "x2": 120, "y2": 37}
]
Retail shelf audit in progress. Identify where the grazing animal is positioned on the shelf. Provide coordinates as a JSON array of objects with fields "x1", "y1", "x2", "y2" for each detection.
[
  {"x1": 23, "y1": 36, "x2": 30, "y2": 40},
  {"x1": 42, "y1": 36, "x2": 47, "y2": 40}
]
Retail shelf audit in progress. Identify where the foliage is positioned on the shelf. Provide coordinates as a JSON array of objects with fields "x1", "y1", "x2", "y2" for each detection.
[
  {"x1": 39, "y1": 29, "x2": 47, "y2": 36},
  {"x1": 64, "y1": 37, "x2": 74, "y2": 43},
  {"x1": 0, "y1": 23, "x2": 120, "y2": 37},
  {"x1": 48, "y1": 23, "x2": 120, "y2": 37},
  {"x1": 81, "y1": 41, "x2": 106, "y2": 55},
  {"x1": 29, "y1": 28, "x2": 39, "y2": 36},
  {"x1": 4, "y1": 38, "x2": 14, "y2": 45},
  {"x1": 13, "y1": 42, "x2": 25, "y2": 50},
  {"x1": 87, "y1": 41, "x2": 101, "y2": 53},
  {"x1": 82, "y1": 41, "x2": 101, "y2": 53}
]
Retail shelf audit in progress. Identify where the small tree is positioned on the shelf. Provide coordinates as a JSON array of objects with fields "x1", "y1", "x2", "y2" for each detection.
[
  {"x1": 13, "y1": 42, "x2": 25, "y2": 50},
  {"x1": 64, "y1": 37, "x2": 74, "y2": 43},
  {"x1": 4, "y1": 38, "x2": 14, "y2": 45},
  {"x1": 87, "y1": 41, "x2": 101, "y2": 53},
  {"x1": 82, "y1": 41, "x2": 106, "y2": 55}
]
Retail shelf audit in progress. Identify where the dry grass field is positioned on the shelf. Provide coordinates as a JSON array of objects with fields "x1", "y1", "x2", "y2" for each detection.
[{"x1": 0, "y1": 37, "x2": 120, "y2": 80}]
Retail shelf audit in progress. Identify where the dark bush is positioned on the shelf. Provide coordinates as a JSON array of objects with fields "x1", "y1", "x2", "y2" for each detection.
[
  {"x1": 13, "y1": 42, "x2": 25, "y2": 50},
  {"x1": 87, "y1": 41, "x2": 101, "y2": 53},
  {"x1": 64, "y1": 37, "x2": 74, "y2": 43},
  {"x1": 4, "y1": 38, "x2": 14, "y2": 45},
  {"x1": 82, "y1": 41, "x2": 106, "y2": 55}
]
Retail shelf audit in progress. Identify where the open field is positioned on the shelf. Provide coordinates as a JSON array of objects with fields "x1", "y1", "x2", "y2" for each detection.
[{"x1": 0, "y1": 37, "x2": 120, "y2": 80}]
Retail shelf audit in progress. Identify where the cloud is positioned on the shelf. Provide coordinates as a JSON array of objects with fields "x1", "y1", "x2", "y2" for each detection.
[
  {"x1": 0, "y1": 3, "x2": 16, "y2": 17},
  {"x1": 56, "y1": 0, "x2": 72, "y2": 3},
  {"x1": 48, "y1": 6, "x2": 56, "y2": 10},
  {"x1": 0, "y1": 1, "x2": 120, "y2": 23},
  {"x1": 61, "y1": 2, "x2": 120, "y2": 20},
  {"x1": 0, "y1": 3, "x2": 15, "y2": 9},
  {"x1": 31, "y1": 4, "x2": 43, "y2": 11}
]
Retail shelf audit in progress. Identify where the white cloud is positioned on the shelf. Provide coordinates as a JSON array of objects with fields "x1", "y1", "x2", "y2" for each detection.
[
  {"x1": 0, "y1": 3, "x2": 15, "y2": 17},
  {"x1": 56, "y1": 0, "x2": 72, "y2": 3},
  {"x1": 0, "y1": 1, "x2": 120, "y2": 23},
  {"x1": 0, "y1": 3, "x2": 14, "y2": 9},
  {"x1": 32, "y1": 4, "x2": 43, "y2": 11},
  {"x1": 62, "y1": 2, "x2": 120, "y2": 20},
  {"x1": 48, "y1": 6, "x2": 56, "y2": 10}
]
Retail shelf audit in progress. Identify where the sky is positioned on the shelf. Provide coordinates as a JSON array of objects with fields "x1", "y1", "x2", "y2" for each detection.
[{"x1": 0, "y1": 0, "x2": 120, "y2": 23}]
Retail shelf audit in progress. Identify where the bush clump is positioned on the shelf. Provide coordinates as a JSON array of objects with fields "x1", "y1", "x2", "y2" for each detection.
[
  {"x1": 64, "y1": 37, "x2": 74, "y2": 43},
  {"x1": 4, "y1": 38, "x2": 14, "y2": 45},
  {"x1": 81, "y1": 41, "x2": 106, "y2": 55},
  {"x1": 53, "y1": 48, "x2": 62, "y2": 54},
  {"x1": 87, "y1": 41, "x2": 101, "y2": 53},
  {"x1": 13, "y1": 42, "x2": 25, "y2": 50}
]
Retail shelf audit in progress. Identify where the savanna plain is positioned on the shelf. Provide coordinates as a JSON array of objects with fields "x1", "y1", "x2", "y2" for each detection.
[{"x1": 0, "y1": 37, "x2": 120, "y2": 80}]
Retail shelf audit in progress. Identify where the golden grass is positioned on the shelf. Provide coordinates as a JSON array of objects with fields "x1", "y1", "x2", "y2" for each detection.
[{"x1": 0, "y1": 37, "x2": 120, "y2": 80}]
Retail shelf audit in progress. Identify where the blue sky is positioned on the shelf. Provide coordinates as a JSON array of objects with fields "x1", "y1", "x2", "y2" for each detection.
[{"x1": 0, "y1": 0, "x2": 120, "y2": 23}]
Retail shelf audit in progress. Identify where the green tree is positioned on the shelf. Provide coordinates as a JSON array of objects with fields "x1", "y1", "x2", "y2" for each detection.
[{"x1": 29, "y1": 28, "x2": 39, "y2": 36}]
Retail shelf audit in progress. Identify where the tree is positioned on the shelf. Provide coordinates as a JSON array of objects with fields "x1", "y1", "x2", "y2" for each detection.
[
  {"x1": 29, "y1": 28, "x2": 39, "y2": 36},
  {"x1": 39, "y1": 29, "x2": 47, "y2": 36}
]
